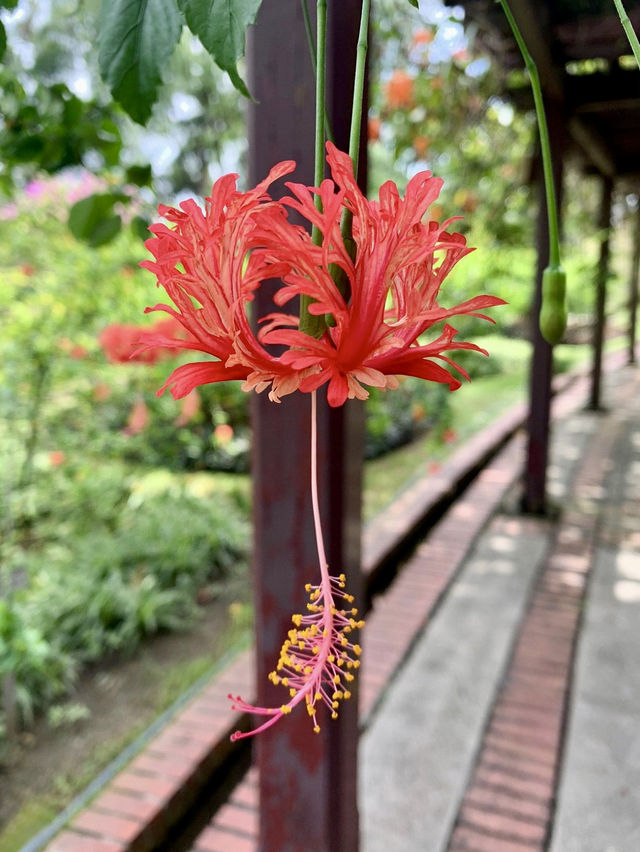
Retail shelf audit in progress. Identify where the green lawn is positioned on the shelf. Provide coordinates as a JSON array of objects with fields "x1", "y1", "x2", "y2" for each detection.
[{"x1": 362, "y1": 333, "x2": 626, "y2": 520}]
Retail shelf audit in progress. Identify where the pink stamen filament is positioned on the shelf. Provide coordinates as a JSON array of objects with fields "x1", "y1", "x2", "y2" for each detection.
[{"x1": 229, "y1": 391, "x2": 362, "y2": 740}]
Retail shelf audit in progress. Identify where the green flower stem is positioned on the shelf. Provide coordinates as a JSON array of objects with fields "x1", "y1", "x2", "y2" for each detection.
[
  {"x1": 498, "y1": 0, "x2": 560, "y2": 268},
  {"x1": 613, "y1": 0, "x2": 640, "y2": 68},
  {"x1": 299, "y1": 0, "x2": 328, "y2": 337},
  {"x1": 301, "y1": 0, "x2": 334, "y2": 143},
  {"x1": 499, "y1": 0, "x2": 566, "y2": 344},
  {"x1": 347, "y1": 0, "x2": 370, "y2": 176},
  {"x1": 341, "y1": 0, "x2": 371, "y2": 251}
]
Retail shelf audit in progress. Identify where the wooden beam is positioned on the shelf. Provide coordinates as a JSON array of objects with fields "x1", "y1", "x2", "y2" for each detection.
[
  {"x1": 568, "y1": 117, "x2": 616, "y2": 178},
  {"x1": 589, "y1": 176, "x2": 614, "y2": 411},
  {"x1": 628, "y1": 204, "x2": 640, "y2": 365}
]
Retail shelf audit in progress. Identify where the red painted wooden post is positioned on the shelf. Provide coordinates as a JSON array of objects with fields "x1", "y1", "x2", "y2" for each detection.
[
  {"x1": 627, "y1": 203, "x2": 640, "y2": 365},
  {"x1": 247, "y1": 3, "x2": 365, "y2": 850},
  {"x1": 522, "y1": 101, "x2": 565, "y2": 515},
  {"x1": 589, "y1": 176, "x2": 613, "y2": 410}
]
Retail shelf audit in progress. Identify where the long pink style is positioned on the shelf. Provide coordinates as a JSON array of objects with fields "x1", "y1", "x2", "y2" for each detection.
[{"x1": 229, "y1": 391, "x2": 362, "y2": 740}]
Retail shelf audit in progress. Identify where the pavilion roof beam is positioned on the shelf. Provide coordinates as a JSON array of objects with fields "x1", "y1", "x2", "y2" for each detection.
[{"x1": 568, "y1": 117, "x2": 616, "y2": 178}]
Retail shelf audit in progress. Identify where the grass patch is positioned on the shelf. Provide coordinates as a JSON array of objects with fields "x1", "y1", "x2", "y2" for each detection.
[
  {"x1": 0, "y1": 800, "x2": 59, "y2": 852},
  {"x1": 362, "y1": 334, "x2": 617, "y2": 520}
]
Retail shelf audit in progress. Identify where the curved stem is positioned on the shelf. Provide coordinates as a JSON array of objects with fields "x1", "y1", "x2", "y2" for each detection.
[
  {"x1": 613, "y1": 0, "x2": 640, "y2": 69},
  {"x1": 499, "y1": 0, "x2": 561, "y2": 267}
]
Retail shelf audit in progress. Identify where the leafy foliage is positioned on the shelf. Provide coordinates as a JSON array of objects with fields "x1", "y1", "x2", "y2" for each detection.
[
  {"x1": 0, "y1": 69, "x2": 122, "y2": 195},
  {"x1": 98, "y1": 0, "x2": 184, "y2": 125},
  {"x1": 96, "y1": 0, "x2": 262, "y2": 122},
  {"x1": 177, "y1": 0, "x2": 261, "y2": 99}
]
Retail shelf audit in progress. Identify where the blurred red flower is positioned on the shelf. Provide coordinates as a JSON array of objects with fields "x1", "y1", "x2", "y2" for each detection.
[
  {"x1": 384, "y1": 70, "x2": 414, "y2": 109},
  {"x1": 99, "y1": 318, "x2": 184, "y2": 364},
  {"x1": 174, "y1": 389, "x2": 201, "y2": 427},
  {"x1": 368, "y1": 116, "x2": 381, "y2": 141},
  {"x1": 124, "y1": 399, "x2": 149, "y2": 435}
]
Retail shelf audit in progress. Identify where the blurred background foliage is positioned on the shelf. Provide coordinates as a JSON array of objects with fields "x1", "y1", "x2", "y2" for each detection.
[{"x1": 0, "y1": 0, "x2": 635, "y2": 752}]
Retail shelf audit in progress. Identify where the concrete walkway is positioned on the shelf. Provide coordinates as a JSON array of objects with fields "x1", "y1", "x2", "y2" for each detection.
[{"x1": 361, "y1": 362, "x2": 640, "y2": 852}]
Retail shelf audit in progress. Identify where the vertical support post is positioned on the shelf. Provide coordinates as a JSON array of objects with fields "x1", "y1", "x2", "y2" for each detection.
[
  {"x1": 247, "y1": 3, "x2": 365, "y2": 851},
  {"x1": 589, "y1": 176, "x2": 614, "y2": 410},
  {"x1": 627, "y1": 202, "x2": 640, "y2": 365},
  {"x1": 522, "y1": 101, "x2": 565, "y2": 515}
]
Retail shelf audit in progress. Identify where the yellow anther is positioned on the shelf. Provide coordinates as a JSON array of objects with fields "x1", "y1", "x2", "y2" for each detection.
[
  {"x1": 304, "y1": 665, "x2": 312, "y2": 675},
  {"x1": 353, "y1": 644, "x2": 362, "y2": 655},
  {"x1": 307, "y1": 704, "x2": 315, "y2": 715},
  {"x1": 280, "y1": 704, "x2": 292, "y2": 714},
  {"x1": 345, "y1": 672, "x2": 354, "y2": 682},
  {"x1": 289, "y1": 688, "x2": 297, "y2": 697},
  {"x1": 292, "y1": 614, "x2": 303, "y2": 627},
  {"x1": 312, "y1": 645, "x2": 320, "y2": 654},
  {"x1": 310, "y1": 624, "x2": 318, "y2": 636},
  {"x1": 288, "y1": 629, "x2": 297, "y2": 641},
  {"x1": 328, "y1": 654, "x2": 335, "y2": 663},
  {"x1": 315, "y1": 691, "x2": 322, "y2": 701},
  {"x1": 343, "y1": 690, "x2": 351, "y2": 700},
  {"x1": 333, "y1": 674, "x2": 341, "y2": 684},
  {"x1": 337, "y1": 658, "x2": 344, "y2": 667},
  {"x1": 298, "y1": 641, "x2": 305, "y2": 649},
  {"x1": 314, "y1": 725, "x2": 321, "y2": 734},
  {"x1": 353, "y1": 660, "x2": 360, "y2": 668},
  {"x1": 332, "y1": 701, "x2": 339, "y2": 709},
  {"x1": 305, "y1": 583, "x2": 312, "y2": 592},
  {"x1": 332, "y1": 691, "x2": 343, "y2": 700},
  {"x1": 331, "y1": 711, "x2": 338, "y2": 720}
]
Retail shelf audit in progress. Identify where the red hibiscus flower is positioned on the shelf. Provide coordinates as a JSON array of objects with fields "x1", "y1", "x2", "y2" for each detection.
[
  {"x1": 259, "y1": 143, "x2": 505, "y2": 407},
  {"x1": 138, "y1": 161, "x2": 302, "y2": 402}
]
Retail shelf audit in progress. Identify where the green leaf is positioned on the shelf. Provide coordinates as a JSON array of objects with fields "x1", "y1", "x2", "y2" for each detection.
[
  {"x1": 68, "y1": 193, "x2": 126, "y2": 247},
  {"x1": 407, "y1": 0, "x2": 419, "y2": 6},
  {"x1": 98, "y1": 0, "x2": 183, "y2": 125},
  {"x1": 177, "y1": 0, "x2": 262, "y2": 99},
  {"x1": 125, "y1": 163, "x2": 153, "y2": 186},
  {"x1": 131, "y1": 215, "x2": 151, "y2": 241},
  {"x1": 0, "y1": 21, "x2": 6, "y2": 63}
]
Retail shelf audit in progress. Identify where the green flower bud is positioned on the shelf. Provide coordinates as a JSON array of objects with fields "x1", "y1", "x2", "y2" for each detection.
[{"x1": 539, "y1": 265, "x2": 567, "y2": 345}]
